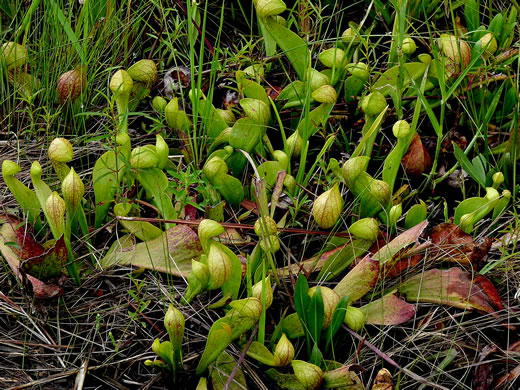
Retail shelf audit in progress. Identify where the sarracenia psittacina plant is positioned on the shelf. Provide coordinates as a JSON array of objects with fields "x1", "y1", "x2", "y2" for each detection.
[
  {"x1": 110, "y1": 69, "x2": 133, "y2": 133},
  {"x1": 246, "y1": 332, "x2": 295, "y2": 367},
  {"x1": 164, "y1": 305, "x2": 184, "y2": 375},
  {"x1": 146, "y1": 305, "x2": 185, "y2": 379},
  {"x1": 196, "y1": 297, "x2": 263, "y2": 375},
  {"x1": 182, "y1": 219, "x2": 242, "y2": 306},
  {"x1": 1, "y1": 42, "x2": 27, "y2": 69},
  {"x1": 454, "y1": 187, "x2": 501, "y2": 233},
  {"x1": 48, "y1": 137, "x2": 73, "y2": 182},
  {"x1": 341, "y1": 156, "x2": 390, "y2": 218},
  {"x1": 30, "y1": 161, "x2": 80, "y2": 283},
  {"x1": 2, "y1": 160, "x2": 41, "y2": 229},
  {"x1": 292, "y1": 360, "x2": 324, "y2": 390},
  {"x1": 254, "y1": 216, "x2": 280, "y2": 253},
  {"x1": 312, "y1": 183, "x2": 343, "y2": 229},
  {"x1": 382, "y1": 120, "x2": 415, "y2": 202}
]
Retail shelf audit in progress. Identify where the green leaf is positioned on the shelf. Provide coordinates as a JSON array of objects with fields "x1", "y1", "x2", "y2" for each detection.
[
  {"x1": 281, "y1": 312, "x2": 304, "y2": 339},
  {"x1": 229, "y1": 117, "x2": 265, "y2": 153},
  {"x1": 93, "y1": 151, "x2": 125, "y2": 229},
  {"x1": 196, "y1": 321, "x2": 233, "y2": 375},
  {"x1": 209, "y1": 351, "x2": 248, "y2": 390},
  {"x1": 263, "y1": 17, "x2": 310, "y2": 81},
  {"x1": 372, "y1": 62, "x2": 427, "y2": 97},
  {"x1": 464, "y1": 0, "x2": 479, "y2": 36},
  {"x1": 404, "y1": 200, "x2": 428, "y2": 229},
  {"x1": 453, "y1": 143, "x2": 486, "y2": 188},
  {"x1": 317, "y1": 239, "x2": 373, "y2": 281},
  {"x1": 333, "y1": 256, "x2": 380, "y2": 301},
  {"x1": 247, "y1": 341, "x2": 280, "y2": 366},
  {"x1": 212, "y1": 173, "x2": 244, "y2": 208},
  {"x1": 218, "y1": 244, "x2": 243, "y2": 302},
  {"x1": 199, "y1": 100, "x2": 229, "y2": 139},
  {"x1": 237, "y1": 71, "x2": 270, "y2": 105},
  {"x1": 137, "y1": 168, "x2": 177, "y2": 228},
  {"x1": 307, "y1": 287, "x2": 324, "y2": 345},
  {"x1": 325, "y1": 296, "x2": 349, "y2": 352},
  {"x1": 294, "y1": 274, "x2": 310, "y2": 326}
]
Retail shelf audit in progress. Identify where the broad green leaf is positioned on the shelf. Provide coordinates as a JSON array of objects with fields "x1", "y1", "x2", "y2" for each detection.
[
  {"x1": 237, "y1": 71, "x2": 269, "y2": 105},
  {"x1": 453, "y1": 197, "x2": 487, "y2": 225},
  {"x1": 263, "y1": 17, "x2": 310, "y2": 81},
  {"x1": 229, "y1": 117, "x2": 265, "y2": 153},
  {"x1": 405, "y1": 201, "x2": 428, "y2": 229},
  {"x1": 212, "y1": 173, "x2": 244, "y2": 208},
  {"x1": 137, "y1": 168, "x2": 177, "y2": 228},
  {"x1": 325, "y1": 296, "x2": 349, "y2": 352},
  {"x1": 199, "y1": 100, "x2": 229, "y2": 139},
  {"x1": 218, "y1": 243, "x2": 243, "y2": 301},
  {"x1": 294, "y1": 274, "x2": 310, "y2": 327},
  {"x1": 93, "y1": 151, "x2": 125, "y2": 229},
  {"x1": 265, "y1": 368, "x2": 306, "y2": 390},
  {"x1": 372, "y1": 62, "x2": 427, "y2": 96},
  {"x1": 281, "y1": 312, "x2": 304, "y2": 339},
  {"x1": 3, "y1": 161, "x2": 40, "y2": 226}
]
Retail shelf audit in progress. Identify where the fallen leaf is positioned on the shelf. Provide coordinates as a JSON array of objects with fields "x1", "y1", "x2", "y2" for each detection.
[
  {"x1": 361, "y1": 293, "x2": 416, "y2": 325},
  {"x1": 100, "y1": 225, "x2": 202, "y2": 277},
  {"x1": 399, "y1": 268, "x2": 504, "y2": 315},
  {"x1": 473, "y1": 344, "x2": 498, "y2": 390},
  {"x1": 0, "y1": 220, "x2": 64, "y2": 298},
  {"x1": 402, "y1": 134, "x2": 432, "y2": 176},
  {"x1": 371, "y1": 368, "x2": 393, "y2": 390},
  {"x1": 428, "y1": 223, "x2": 492, "y2": 266},
  {"x1": 21, "y1": 236, "x2": 67, "y2": 281}
]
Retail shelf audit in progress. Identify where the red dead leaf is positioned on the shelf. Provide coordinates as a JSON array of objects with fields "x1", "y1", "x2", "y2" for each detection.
[
  {"x1": 371, "y1": 368, "x2": 393, "y2": 390},
  {"x1": 361, "y1": 293, "x2": 416, "y2": 325},
  {"x1": 11, "y1": 221, "x2": 45, "y2": 260},
  {"x1": 0, "y1": 220, "x2": 64, "y2": 299},
  {"x1": 402, "y1": 134, "x2": 432, "y2": 175},
  {"x1": 473, "y1": 344, "x2": 498, "y2": 390},
  {"x1": 21, "y1": 236, "x2": 67, "y2": 281},
  {"x1": 399, "y1": 267, "x2": 504, "y2": 315},
  {"x1": 429, "y1": 223, "x2": 492, "y2": 266},
  {"x1": 5, "y1": 217, "x2": 67, "y2": 281}
]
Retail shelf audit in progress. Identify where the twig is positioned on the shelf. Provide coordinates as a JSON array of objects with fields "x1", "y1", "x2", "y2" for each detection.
[
  {"x1": 223, "y1": 324, "x2": 259, "y2": 390},
  {"x1": 343, "y1": 325, "x2": 450, "y2": 390},
  {"x1": 116, "y1": 216, "x2": 358, "y2": 238}
]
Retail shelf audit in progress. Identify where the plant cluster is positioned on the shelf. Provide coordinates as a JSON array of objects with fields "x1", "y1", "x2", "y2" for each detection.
[{"x1": 0, "y1": 0, "x2": 519, "y2": 389}]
